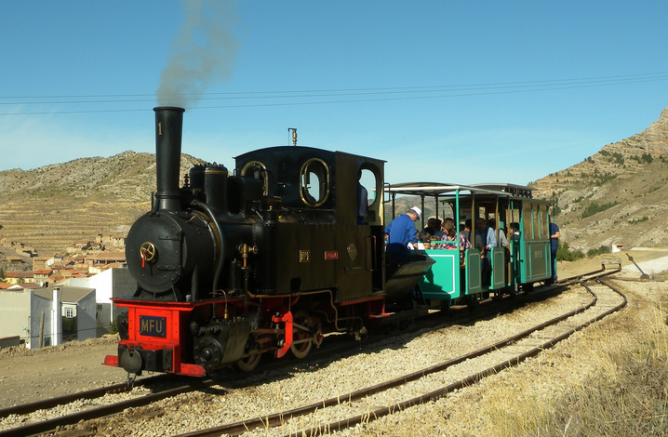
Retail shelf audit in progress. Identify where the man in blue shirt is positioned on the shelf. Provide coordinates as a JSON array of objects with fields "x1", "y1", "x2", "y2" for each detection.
[
  {"x1": 385, "y1": 206, "x2": 421, "y2": 256},
  {"x1": 549, "y1": 222, "x2": 560, "y2": 282}
]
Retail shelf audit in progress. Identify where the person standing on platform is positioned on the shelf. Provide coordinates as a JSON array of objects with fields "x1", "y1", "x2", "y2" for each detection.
[
  {"x1": 549, "y1": 222, "x2": 560, "y2": 283},
  {"x1": 385, "y1": 206, "x2": 421, "y2": 256}
]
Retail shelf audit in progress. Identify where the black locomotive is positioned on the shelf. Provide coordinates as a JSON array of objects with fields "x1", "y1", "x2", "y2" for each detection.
[{"x1": 104, "y1": 107, "x2": 433, "y2": 376}]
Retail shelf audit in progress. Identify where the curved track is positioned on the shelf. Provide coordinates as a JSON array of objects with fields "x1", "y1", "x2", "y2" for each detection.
[
  {"x1": 0, "y1": 268, "x2": 625, "y2": 437},
  {"x1": 171, "y1": 269, "x2": 626, "y2": 437}
]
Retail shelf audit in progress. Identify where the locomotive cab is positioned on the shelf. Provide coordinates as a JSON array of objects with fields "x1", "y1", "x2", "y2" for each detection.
[{"x1": 235, "y1": 146, "x2": 387, "y2": 299}]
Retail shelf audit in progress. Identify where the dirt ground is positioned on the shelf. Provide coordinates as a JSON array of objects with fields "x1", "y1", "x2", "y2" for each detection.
[
  {"x1": 0, "y1": 248, "x2": 666, "y2": 409},
  {"x1": 0, "y1": 336, "x2": 127, "y2": 408}
]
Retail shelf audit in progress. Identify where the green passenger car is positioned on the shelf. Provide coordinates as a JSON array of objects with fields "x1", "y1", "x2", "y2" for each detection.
[{"x1": 385, "y1": 182, "x2": 554, "y2": 309}]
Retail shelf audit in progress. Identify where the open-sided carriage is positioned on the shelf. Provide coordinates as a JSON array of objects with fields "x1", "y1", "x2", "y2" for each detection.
[{"x1": 385, "y1": 182, "x2": 554, "y2": 309}]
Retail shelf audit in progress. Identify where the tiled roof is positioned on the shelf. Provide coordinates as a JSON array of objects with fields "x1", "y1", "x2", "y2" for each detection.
[{"x1": 4, "y1": 272, "x2": 33, "y2": 279}]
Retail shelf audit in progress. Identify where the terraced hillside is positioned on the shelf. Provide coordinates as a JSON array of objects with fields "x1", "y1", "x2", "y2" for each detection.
[{"x1": 0, "y1": 151, "x2": 204, "y2": 259}]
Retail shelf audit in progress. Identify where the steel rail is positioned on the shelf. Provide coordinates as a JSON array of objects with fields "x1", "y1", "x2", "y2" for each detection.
[
  {"x1": 0, "y1": 374, "x2": 173, "y2": 419},
  {"x1": 0, "y1": 378, "x2": 217, "y2": 437},
  {"x1": 0, "y1": 331, "x2": 389, "y2": 436},
  {"x1": 1, "y1": 267, "x2": 622, "y2": 437},
  {"x1": 284, "y1": 276, "x2": 627, "y2": 437},
  {"x1": 173, "y1": 268, "x2": 621, "y2": 437}
]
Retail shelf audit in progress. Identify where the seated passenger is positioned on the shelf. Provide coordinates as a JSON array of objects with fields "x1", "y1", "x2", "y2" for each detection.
[
  {"x1": 419, "y1": 227, "x2": 433, "y2": 242},
  {"x1": 432, "y1": 218, "x2": 444, "y2": 239},
  {"x1": 419, "y1": 217, "x2": 442, "y2": 240},
  {"x1": 439, "y1": 219, "x2": 472, "y2": 262}
]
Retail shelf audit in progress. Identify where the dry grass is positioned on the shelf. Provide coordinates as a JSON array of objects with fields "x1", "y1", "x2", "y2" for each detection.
[
  {"x1": 483, "y1": 307, "x2": 668, "y2": 437},
  {"x1": 355, "y1": 280, "x2": 668, "y2": 437}
]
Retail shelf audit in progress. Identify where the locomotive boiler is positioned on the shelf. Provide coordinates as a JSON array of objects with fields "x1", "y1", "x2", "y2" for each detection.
[{"x1": 104, "y1": 107, "x2": 431, "y2": 377}]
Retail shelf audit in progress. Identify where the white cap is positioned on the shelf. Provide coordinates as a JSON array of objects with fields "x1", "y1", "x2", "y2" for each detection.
[{"x1": 410, "y1": 206, "x2": 422, "y2": 219}]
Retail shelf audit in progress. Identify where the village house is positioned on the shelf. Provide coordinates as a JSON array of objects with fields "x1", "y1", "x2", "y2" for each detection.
[
  {"x1": 89, "y1": 261, "x2": 125, "y2": 275},
  {"x1": 6, "y1": 256, "x2": 26, "y2": 266},
  {"x1": 33, "y1": 269, "x2": 53, "y2": 286},
  {"x1": 96, "y1": 233, "x2": 126, "y2": 250},
  {"x1": 67, "y1": 240, "x2": 92, "y2": 253},
  {"x1": 3, "y1": 271, "x2": 35, "y2": 285},
  {"x1": 60, "y1": 267, "x2": 136, "y2": 335},
  {"x1": 86, "y1": 252, "x2": 126, "y2": 269},
  {"x1": 32, "y1": 256, "x2": 51, "y2": 270},
  {"x1": 0, "y1": 286, "x2": 96, "y2": 348},
  {"x1": 88, "y1": 241, "x2": 103, "y2": 251}
]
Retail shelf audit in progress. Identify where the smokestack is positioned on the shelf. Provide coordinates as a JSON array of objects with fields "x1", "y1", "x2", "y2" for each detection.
[{"x1": 154, "y1": 106, "x2": 185, "y2": 212}]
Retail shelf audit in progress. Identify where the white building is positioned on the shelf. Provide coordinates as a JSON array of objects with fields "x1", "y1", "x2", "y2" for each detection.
[
  {"x1": 0, "y1": 286, "x2": 96, "y2": 349},
  {"x1": 63, "y1": 267, "x2": 136, "y2": 334}
]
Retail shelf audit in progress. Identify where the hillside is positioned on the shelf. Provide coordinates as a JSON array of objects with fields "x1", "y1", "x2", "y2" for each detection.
[
  {"x1": 1, "y1": 108, "x2": 668, "y2": 261},
  {"x1": 0, "y1": 151, "x2": 205, "y2": 258},
  {"x1": 384, "y1": 109, "x2": 668, "y2": 253},
  {"x1": 532, "y1": 108, "x2": 668, "y2": 252}
]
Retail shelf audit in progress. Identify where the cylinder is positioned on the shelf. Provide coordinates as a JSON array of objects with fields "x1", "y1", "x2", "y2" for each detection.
[{"x1": 154, "y1": 106, "x2": 185, "y2": 212}]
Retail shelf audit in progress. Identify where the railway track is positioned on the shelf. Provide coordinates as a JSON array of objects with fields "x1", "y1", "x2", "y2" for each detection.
[
  {"x1": 0, "y1": 267, "x2": 625, "y2": 437},
  {"x1": 173, "y1": 270, "x2": 626, "y2": 437},
  {"x1": 0, "y1": 374, "x2": 172, "y2": 419},
  {"x1": 0, "y1": 375, "x2": 218, "y2": 437}
]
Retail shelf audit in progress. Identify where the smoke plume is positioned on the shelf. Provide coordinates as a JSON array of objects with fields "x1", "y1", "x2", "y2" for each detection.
[{"x1": 156, "y1": 0, "x2": 237, "y2": 107}]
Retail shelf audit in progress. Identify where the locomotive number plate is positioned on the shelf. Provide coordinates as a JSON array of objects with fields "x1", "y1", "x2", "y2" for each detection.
[{"x1": 140, "y1": 316, "x2": 167, "y2": 338}]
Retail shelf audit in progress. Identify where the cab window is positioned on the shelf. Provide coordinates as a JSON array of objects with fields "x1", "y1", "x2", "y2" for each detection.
[{"x1": 300, "y1": 158, "x2": 329, "y2": 206}]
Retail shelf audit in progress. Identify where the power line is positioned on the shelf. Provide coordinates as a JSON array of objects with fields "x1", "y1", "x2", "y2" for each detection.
[{"x1": 1, "y1": 72, "x2": 667, "y2": 116}]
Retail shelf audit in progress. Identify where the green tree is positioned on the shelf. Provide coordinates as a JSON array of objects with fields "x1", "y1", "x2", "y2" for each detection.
[{"x1": 556, "y1": 242, "x2": 585, "y2": 262}]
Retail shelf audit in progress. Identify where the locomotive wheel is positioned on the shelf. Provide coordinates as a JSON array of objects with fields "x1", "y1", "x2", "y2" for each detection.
[
  {"x1": 233, "y1": 353, "x2": 262, "y2": 372},
  {"x1": 291, "y1": 310, "x2": 313, "y2": 359}
]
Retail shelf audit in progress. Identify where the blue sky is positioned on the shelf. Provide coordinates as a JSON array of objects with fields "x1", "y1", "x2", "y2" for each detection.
[{"x1": 1, "y1": 1, "x2": 667, "y2": 186}]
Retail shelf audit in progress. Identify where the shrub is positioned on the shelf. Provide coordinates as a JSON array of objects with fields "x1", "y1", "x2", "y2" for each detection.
[
  {"x1": 581, "y1": 201, "x2": 619, "y2": 219},
  {"x1": 632, "y1": 153, "x2": 654, "y2": 164},
  {"x1": 628, "y1": 216, "x2": 649, "y2": 224},
  {"x1": 557, "y1": 242, "x2": 585, "y2": 261},
  {"x1": 612, "y1": 152, "x2": 624, "y2": 165},
  {"x1": 587, "y1": 245, "x2": 611, "y2": 257}
]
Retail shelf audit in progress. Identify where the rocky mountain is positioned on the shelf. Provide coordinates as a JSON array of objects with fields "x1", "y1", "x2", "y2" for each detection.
[
  {"x1": 1, "y1": 108, "x2": 667, "y2": 260},
  {"x1": 531, "y1": 108, "x2": 668, "y2": 252},
  {"x1": 0, "y1": 151, "x2": 205, "y2": 257}
]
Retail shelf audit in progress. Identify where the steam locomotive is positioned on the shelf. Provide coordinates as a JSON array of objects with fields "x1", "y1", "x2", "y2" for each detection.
[{"x1": 103, "y1": 107, "x2": 434, "y2": 377}]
